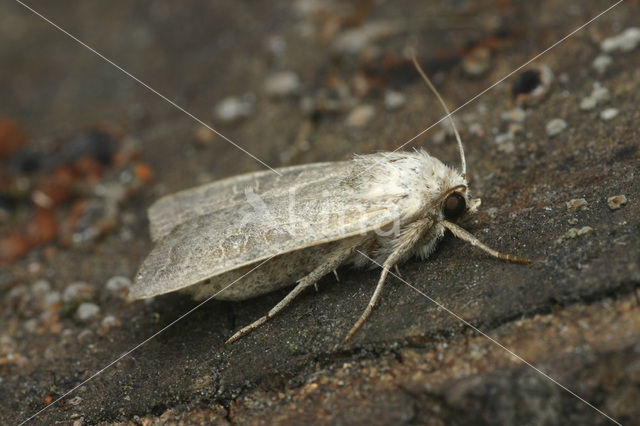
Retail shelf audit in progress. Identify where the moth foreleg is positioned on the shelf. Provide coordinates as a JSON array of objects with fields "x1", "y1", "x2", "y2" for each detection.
[
  {"x1": 441, "y1": 220, "x2": 530, "y2": 264},
  {"x1": 225, "y1": 238, "x2": 363, "y2": 345},
  {"x1": 346, "y1": 218, "x2": 434, "y2": 341}
]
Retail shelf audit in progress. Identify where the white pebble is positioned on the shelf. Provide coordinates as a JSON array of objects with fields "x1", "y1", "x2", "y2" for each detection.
[
  {"x1": 384, "y1": 90, "x2": 406, "y2": 110},
  {"x1": 546, "y1": 118, "x2": 567, "y2": 137},
  {"x1": 592, "y1": 54, "x2": 612, "y2": 74},
  {"x1": 580, "y1": 83, "x2": 610, "y2": 111},
  {"x1": 345, "y1": 104, "x2": 375, "y2": 127},
  {"x1": 497, "y1": 140, "x2": 515, "y2": 153},
  {"x1": 557, "y1": 226, "x2": 594, "y2": 244},
  {"x1": 500, "y1": 107, "x2": 526, "y2": 123},
  {"x1": 332, "y1": 22, "x2": 397, "y2": 53},
  {"x1": 601, "y1": 27, "x2": 640, "y2": 53},
  {"x1": 591, "y1": 84, "x2": 610, "y2": 103},
  {"x1": 607, "y1": 194, "x2": 627, "y2": 210},
  {"x1": 76, "y1": 303, "x2": 100, "y2": 321},
  {"x1": 600, "y1": 108, "x2": 619, "y2": 121},
  {"x1": 63, "y1": 282, "x2": 93, "y2": 303},
  {"x1": 101, "y1": 315, "x2": 120, "y2": 329},
  {"x1": 31, "y1": 280, "x2": 51, "y2": 295},
  {"x1": 105, "y1": 275, "x2": 131, "y2": 293},
  {"x1": 214, "y1": 96, "x2": 253, "y2": 122},
  {"x1": 264, "y1": 71, "x2": 301, "y2": 98},
  {"x1": 43, "y1": 291, "x2": 61, "y2": 308},
  {"x1": 67, "y1": 396, "x2": 83, "y2": 406},
  {"x1": 566, "y1": 198, "x2": 587, "y2": 212},
  {"x1": 579, "y1": 97, "x2": 597, "y2": 111}
]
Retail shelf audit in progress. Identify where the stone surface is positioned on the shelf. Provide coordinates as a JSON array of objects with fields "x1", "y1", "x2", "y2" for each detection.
[{"x1": 1, "y1": 1, "x2": 639, "y2": 425}]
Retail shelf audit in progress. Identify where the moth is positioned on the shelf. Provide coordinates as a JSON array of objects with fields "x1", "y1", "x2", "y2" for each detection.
[{"x1": 130, "y1": 56, "x2": 529, "y2": 344}]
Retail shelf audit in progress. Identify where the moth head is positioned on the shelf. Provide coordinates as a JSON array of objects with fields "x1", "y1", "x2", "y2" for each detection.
[
  {"x1": 443, "y1": 192, "x2": 466, "y2": 220},
  {"x1": 440, "y1": 186, "x2": 481, "y2": 221}
]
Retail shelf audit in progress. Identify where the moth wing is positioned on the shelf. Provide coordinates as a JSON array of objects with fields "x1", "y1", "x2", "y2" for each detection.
[
  {"x1": 131, "y1": 162, "x2": 401, "y2": 299},
  {"x1": 148, "y1": 162, "x2": 337, "y2": 242}
]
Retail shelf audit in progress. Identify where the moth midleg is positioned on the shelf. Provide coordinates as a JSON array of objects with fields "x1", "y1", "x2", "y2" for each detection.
[
  {"x1": 346, "y1": 217, "x2": 435, "y2": 341},
  {"x1": 225, "y1": 237, "x2": 363, "y2": 345},
  {"x1": 441, "y1": 220, "x2": 530, "y2": 264}
]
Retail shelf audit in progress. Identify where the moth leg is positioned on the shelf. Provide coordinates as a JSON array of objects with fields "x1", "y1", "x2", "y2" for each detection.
[
  {"x1": 394, "y1": 264, "x2": 402, "y2": 277},
  {"x1": 345, "y1": 218, "x2": 433, "y2": 342},
  {"x1": 225, "y1": 240, "x2": 361, "y2": 345},
  {"x1": 441, "y1": 220, "x2": 530, "y2": 264}
]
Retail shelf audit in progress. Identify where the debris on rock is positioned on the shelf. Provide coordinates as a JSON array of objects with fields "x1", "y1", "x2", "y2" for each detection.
[
  {"x1": 580, "y1": 83, "x2": 610, "y2": 111},
  {"x1": 545, "y1": 118, "x2": 567, "y2": 137},
  {"x1": 345, "y1": 104, "x2": 375, "y2": 127},
  {"x1": 462, "y1": 46, "x2": 491, "y2": 77},
  {"x1": 566, "y1": 198, "x2": 588, "y2": 212},
  {"x1": 63, "y1": 282, "x2": 95, "y2": 303},
  {"x1": 501, "y1": 107, "x2": 526, "y2": 124},
  {"x1": 599, "y1": 108, "x2": 619, "y2": 121},
  {"x1": 105, "y1": 275, "x2": 132, "y2": 294},
  {"x1": 98, "y1": 315, "x2": 121, "y2": 335},
  {"x1": 607, "y1": 194, "x2": 627, "y2": 210},
  {"x1": 264, "y1": 71, "x2": 301, "y2": 98},
  {"x1": 592, "y1": 54, "x2": 612, "y2": 74},
  {"x1": 75, "y1": 302, "x2": 100, "y2": 321},
  {"x1": 194, "y1": 125, "x2": 217, "y2": 147},
  {"x1": 332, "y1": 22, "x2": 399, "y2": 54},
  {"x1": 494, "y1": 133, "x2": 515, "y2": 153},
  {"x1": 600, "y1": 27, "x2": 640, "y2": 53},
  {"x1": 214, "y1": 95, "x2": 254, "y2": 122},
  {"x1": 384, "y1": 90, "x2": 406, "y2": 111},
  {"x1": 556, "y1": 226, "x2": 594, "y2": 244}
]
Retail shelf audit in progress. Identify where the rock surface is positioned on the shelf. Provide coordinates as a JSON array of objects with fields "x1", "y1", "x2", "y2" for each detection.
[{"x1": 1, "y1": 1, "x2": 639, "y2": 425}]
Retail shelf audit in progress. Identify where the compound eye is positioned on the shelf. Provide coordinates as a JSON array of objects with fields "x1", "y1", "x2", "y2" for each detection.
[{"x1": 443, "y1": 192, "x2": 466, "y2": 220}]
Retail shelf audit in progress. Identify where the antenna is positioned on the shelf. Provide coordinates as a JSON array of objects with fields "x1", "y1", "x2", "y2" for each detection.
[{"x1": 410, "y1": 52, "x2": 467, "y2": 176}]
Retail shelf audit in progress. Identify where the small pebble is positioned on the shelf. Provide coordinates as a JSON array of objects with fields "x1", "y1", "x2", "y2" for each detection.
[
  {"x1": 557, "y1": 226, "x2": 594, "y2": 244},
  {"x1": 600, "y1": 27, "x2": 640, "y2": 53},
  {"x1": 462, "y1": 47, "x2": 491, "y2": 76},
  {"x1": 345, "y1": 104, "x2": 375, "y2": 127},
  {"x1": 332, "y1": 22, "x2": 397, "y2": 53},
  {"x1": 67, "y1": 396, "x2": 83, "y2": 406},
  {"x1": 77, "y1": 329, "x2": 93, "y2": 343},
  {"x1": 193, "y1": 126, "x2": 217, "y2": 146},
  {"x1": 494, "y1": 132, "x2": 515, "y2": 153},
  {"x1": 214, "y1": 96, "x2": 253, "y2": 122},
  {"x1": 494, "y1": 132, "x2": 513, "y2": 145},
  {"x1": 24, "y1": 318, "x2": 38, "y2": 333},
  {"x1": 580, "y1": 83, "x2": 610, "y2": 111},
  {"x1": 591, "y1": 84, "x2": 610, "y2": 103},
  {"x1": 105, "y1": 275, "x2": 132, "y2": 293},
  {"x1": 76, "y1": 303, "x2": 100, "y2": 321},
  {"x1": 264, "y1": 71, "x2": 301, "y2": 98},
  {"x1": 42, "y1": 291, "x2": 61, "y2": 309},
  {"x1": 600, "y1": 108, "x2": 618, "y2": 121},
  {"x1": 384, "y1": 90, "x2": 406, "y2": 110},
  {"x1": 497, "y1": 140, "x2": 515, "y2": 153},
  {"x1": 63, "y1": 282, "x2": 94, "y2": 303},
  {"x1": 546, "y1": 118, "x2": 567, "y2": 137},
  {"x1": 31, "y1": 280, "x2": 51, "y2": 295},
  {"x1": 99, "y1": 315, "x2": 121, "y2": 335},
  {"x1": 501, "y1": 107, "x2": 526, "y2": 123},
  {"x1": 607, "y1": 194, "x2": 627, "y2": 210},
  {"x1": 566, "y1": 198, "x2": 588, "y2": 212},
  {"x1": 579, "y1": 97, "x2": 597, "y2": 111},
  {"x1": 592, "y1": 54, "x2": 612, "y2": 74}
]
